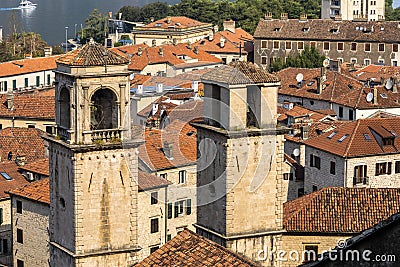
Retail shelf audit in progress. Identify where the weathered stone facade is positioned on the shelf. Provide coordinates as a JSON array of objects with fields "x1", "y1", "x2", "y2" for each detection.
[
  {"x1": 12, "y1": 195, "x2": 49, "y2": 267},
  {"x1": 0, "y1": 199, "x2": 12, "y2": 267}
]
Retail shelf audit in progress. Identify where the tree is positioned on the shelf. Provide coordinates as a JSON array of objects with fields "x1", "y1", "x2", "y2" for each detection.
[
  {"x1": 80, "y1": 9, "x2": 108, "y2": 44},
  {"x1": 140, "y1": 2, "x2": 169, "y2": 23},
  {"x1": 117, "y1": 6, "x2": 141, "y2": 22}
]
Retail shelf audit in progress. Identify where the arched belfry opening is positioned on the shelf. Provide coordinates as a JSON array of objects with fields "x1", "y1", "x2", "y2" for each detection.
[
  {"x1": 59, "y1": 87, "x2": 71, "y2": 129},
  {"x1": 90, "y1": 88, "x2": 118, "y2": 130}
]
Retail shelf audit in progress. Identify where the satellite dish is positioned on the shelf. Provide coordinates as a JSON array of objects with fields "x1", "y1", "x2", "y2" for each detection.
[
  {"x1": 129, "y1": 73, "x2": 134, "y2": 80},
  {"x1": 366, "y1": 92, "x2": 373, "y2": 103},
  {"x1": 296, "y1": 73, "x2": 304, "y2": 82},
  {"x1": 293, "y1": 148, "x2": 300, "y2": 157},
  {"x1": 385, "y1": 78, "x2": 393, "y2": 90},
  {"x1": 323, "y1": 59, "x2": 330, "y2": 68}
]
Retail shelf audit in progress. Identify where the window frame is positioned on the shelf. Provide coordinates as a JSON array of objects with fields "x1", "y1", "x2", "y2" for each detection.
[
  {"x1": 330, "y1": 161, "x2": 336, "y2": 175},
  {"x1": 17, "y1": 229, "x2": 23, "y2": 244},
  {"x1": 178, "y1": 170, "x2": 186, "y2": 184},
  {"x1": 365, "y1": 43, "x2": 371, "y2": 52},
  {"x1": 337, "y1": 42, "x2": 344, "y2": 51},
  {"x1": 298, "y1": 41, "x2": 304, "y2": 50},
  {"x1": 378, "y1": 43, "x2": 385, "y2": 52},
  {"x1": 16, "y1": 200, "x2": 22, "y2": 214},
  {"x1": 351, "y1": 42, "x2": 357, "y2": 51},
  {"x1": 150, "y1": 218, "x2": 159, "y2": 233},
  {"x1": 323, "y1": 42, "x2": 330, "y2": 51},
  {"x1": 150, "y1": 192, "x2": 158, "y2": 205}
]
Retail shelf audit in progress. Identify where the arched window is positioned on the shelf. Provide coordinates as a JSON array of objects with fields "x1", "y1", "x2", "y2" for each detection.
[
  {"x1": 59, "y1": 87, "x2": 70, "y2": 128},
  {"x1": 90, "y1": 88, "x2": 118, "y2": 130}
]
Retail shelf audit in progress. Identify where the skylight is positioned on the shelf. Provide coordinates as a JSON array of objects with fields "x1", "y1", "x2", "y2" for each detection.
[
  {"x1": 1, "y1": 172, "x2": 11, "y2": 180},
  {"x1": 307, "y1": 81, "x2": 315, "y2": 86},
  {"x1": 338, "y1": 134, "x2": 349, "y2": 142},
  {"x1": 363, "y1": 133, "x2": 371, "y2": 141},
  {"x1": 327, "y1": 131, "x2": 337, "y2": 139},
  {"x1": 380, "y1": 93, "x2": 387, "y2": 98}
]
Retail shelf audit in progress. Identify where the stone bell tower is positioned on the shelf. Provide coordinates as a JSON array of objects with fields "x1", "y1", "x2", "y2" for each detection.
[
  {"x1": 194, "y1": 62, "x2": 288, "y2": 263},
  {"x1": 46, "y1": 40, "x2": 142, "y2": 266}
]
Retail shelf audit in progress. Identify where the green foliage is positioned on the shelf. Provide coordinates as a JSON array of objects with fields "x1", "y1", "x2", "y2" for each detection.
[
  {"x1": 80, "y1": 9, "x2": 108, "y2": 44},
  {"x1": 269, "y1": 46, "x2": 326, "y2": 72},
  {"x1": 120, "y1": 35, "x2": 130, "y2": 40},
  {"x1": 114, "y1": 42, "x2": 123, "y2": 47}
]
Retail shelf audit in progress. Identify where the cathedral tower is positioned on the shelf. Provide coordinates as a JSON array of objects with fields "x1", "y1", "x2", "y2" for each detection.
[
  {"x1": 194, "y1": 62, "x2": 288, "y2": 262},
  {"x1": 46, "y1": 40, "x2": 141, "y2": 266}
]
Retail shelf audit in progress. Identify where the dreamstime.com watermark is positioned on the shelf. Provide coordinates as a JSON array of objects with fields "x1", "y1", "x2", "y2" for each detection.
[{"x1": 256, "y1": 240, "x2": 396, "y2": 263}]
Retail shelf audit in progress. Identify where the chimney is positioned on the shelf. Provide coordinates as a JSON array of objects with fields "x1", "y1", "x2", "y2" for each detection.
[
  {"x1": 334, "y1": 14, "x2": 342, "y2": 21},
  {"x1": 220, "y1": 37, "x2": 225, "y2": 48},
  {"x1": 15, "y1": 154, "x2": 26, "y2": 166},
  {"x1": 159, "y1": 47, "x2": 163, "y2": 56},
  {"x1": 300, "y1": 14, "x2": 307, "y2": 21},
  {"x1": 137, "y1": 85, "x2": 143, "y2": 94},
  {"x1": 393, "y1": 78, "x2": 398, "y2": 93},
  {"x1": 192, "y1": 81, "x2": 199, "y2": 91},
  {"x1": 213, "y1": 25, "x2": 219, "y2": 32},
  {"x1": 138, "y1": 47, "x2": 143, "y2": 56},
  {"x1": 166, "y1": 16, "x2": 171, "y2": 24},
  {"x1": 280, "y1": 13, "x2": 288, "y2": 20},
  {"x1": 150, "y1": 17, "x2": 154, "y2": 22},
  {"x1": 208, "y1": 33, "x2": 214, "y2": 41},
  {"x1": 301, "y1": 125, "x2": 310, "y2": 140},
  {"x1": 163, "y1": 141, "x2": 173, "y2": 159},
  {"x1": 316, "y1": 77, "x2": 323, "y2": 94},
  {"x1": 156, "y1": 83, "x2": 163, "y2": 93},
  {"x1": 265, "y1": 12, "x2": 273, "y2": 20},
  {"x1": 109, "y1": 12, "x2": 113, "y2": 19},
  {"x1": 381, "y1": 77, "x2": 385, "y2": 85},
  {"x1": 223, "y1": 20, "x2": 235, "y2": 33},
  {"x1": 173, "y1": 38, "x2": 178, "y2": 45},
  {"x1": 44, "y1": 46, "x2": 52, "y2": 57},
  {"x1": 6, "y1": 90, "x2": 14, "y2": 110},
  {"x1": 119, "y1": 12, "x2": 122, "y2": 20},
  {"x1": 187, "y1": 41, "x2": 192, "y2": 49},
  {"x1": 373, "y1": 88, "x2": 378, "y2": 105},
  {"x1": 194, "y1": 46, "x2": 199, "y2": 54},
  {"x1": 152, "y1": 40, "x2": 156, "y2": 47}
]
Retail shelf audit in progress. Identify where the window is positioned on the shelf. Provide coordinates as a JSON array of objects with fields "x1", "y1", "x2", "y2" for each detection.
[
  {"x1": 337, "y1": 42, "x2": 344, "y2": 51},
  {"x1": 375, "y1": 162, "x2": 392, "y2": 176},
  {"x1": 298, "y1": 188, "x2": 304, "y2": 197},
  {"x1": 27, "y1": 125, "x2": 35, "y2": 129},
  {"x1": 395, "y1": 161, "x2": 400, "y2": 173},
  {"x1": 24, "y1": 78, "x2": 28, "y2": 87},
  {"x1": 365, "y1": 43, "x2": 371, "y2": 52},
  {"x1": 349, "y1": 109, "x2": 354, "y2": 120},
  {"x1": 222, "y1": 58, "x2": 227, "y2": 64},
  {"x1": 12, "y1": 80, "x2": 16, "y2": 89},
  {"x1": 186, "y1": 199, "x2": 191, "y2": 215},
  {"x1": 46, "y1": 126, "x2": 53, "y2": 134},
  {"x1": 310, "y1": 42, "x2": 316, "y2": 48},
  {"x1": 339, "y1": 106, "x2": 343, "y2": 118},
  {"x1": 283, "y1": 173, "x2": 294, "y2": 180},
  {"x1": 323, "y1": 42, "x2": 330, "y2": 51},
  {"x1": 178, "y1": 170, "x2": 186, "y2": 184},
  {"x1": 16, "y1": 200, "x2": 22, "y2": 213},
  {"x1": 167, "y1": 203, "x2": 172, "y2": 219},
  {"x1": 3, "y1": 81, "x2": 7, "y2": 91},
  {"x1": 17, "y1": 260, "x2": 24, "y2": 267},
  {"x1": 36, "y1": 76, "x2": 40, "y2": 86},
  {"x1": 150, "y1": 218, "x2": 159, "y2": 233},
  {"x1": 261, "y1": 40, "x2": 268, "y2": 49},
  {"x1": 383, "y1": 138, "x2": 394, "y2": 146},
  {"x1": 160, "y1": 173, "x2": 167, "y2": 179},
  {"x1": 17, "y1": 229, "x2": 23, "y2": 243},
  {"x1": 167, "y1": 234, "x2": 172, "y2": 241},
  {"x1": 312, "y1": 185, "x2": 318, "y2": 192},
  {"x1": 330, "y1": 161, "x2": 336, "y2": 175},
  {"x1": 393, "y1": 60, "x2": 398, "y2": 66},
  {"x1": 304, "y1": 245, "x2": 318, "y2": 262},
  {"x1": 151, "y1": 192, "x2": 158, "y2": 205},
  {"x1": 174, "y1": 200, "x2": 185, "y2": 217},
  {"x1": 47, "y1": 74, "x2": 51, "y2": 85},
  {"x1": 378, "y1": 43, "x2": 385, "y2": 52},
  {"x1": 0, "y1": 239, "x2": 8, "y2": 254},
  {"x1": 393, "y1": 44, "x2": 398, "y2": 52},
  {"x1": 261, "y1": 56, "x2": 267, "y2": 65},
  {"x1": 150, "y1": 246, "x2": 159, "y2": 254},
  {"x1": 351, "y1": 42, "x2": 357, "y2": 51},
  {"x1": 273, "y1": 41, "x2": 279, "y2": 49},
  {"x1": 351, "y1": 58, "x2": 357, "y2": 63},
  {"x1": 285, "y1": 41, "x2": 291, "y2": 50},
  {"x1": 310, "y1": 154, "x2": 321, "y2": 169},
  {"x1": 298, "y1": 41, "x2": 304, "y2": 50},
  {"x1": 364, "y1": 59, "x2": 371, "y2": 65}
]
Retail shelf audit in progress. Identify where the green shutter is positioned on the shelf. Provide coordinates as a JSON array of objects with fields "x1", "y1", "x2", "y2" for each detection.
[
  {"x1": 0, "y1": 208, "x2": 3, "y2": 224},
  {"x1": 167, "y1": 203, "x2": 172, "y2": 219},
  {"x1": 186, "y1": 199, "x2": 191, "y2": 215}
]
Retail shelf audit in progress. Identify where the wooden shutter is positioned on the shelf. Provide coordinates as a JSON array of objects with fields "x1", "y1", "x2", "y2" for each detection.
[
  {"x1": 186, "y1": 199, "x2": 191, "y2": 215},
  {"x1": 174, "y1": 202, "x2": 178, "y2": 218},
  {"x1": 167, "y1": 203, "x2": 172, "y2": 219}
]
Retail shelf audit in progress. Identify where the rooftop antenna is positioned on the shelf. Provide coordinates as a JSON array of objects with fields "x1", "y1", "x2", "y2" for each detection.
[
  {"x1": 296, "y1": 73, "x2": 304, "y2": 88},
  {"x1": 366, "y1": 92, "x2": 373, "y2": 102},
  {"x1": 385, "y1": 78, "x2": 393, "y2": 90}
]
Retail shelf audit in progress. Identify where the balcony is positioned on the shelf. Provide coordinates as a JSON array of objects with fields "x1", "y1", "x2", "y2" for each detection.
[
  {"x1": 353, "y1": 176, "x2": 369, "y2": 186},
  {"x1": 90, "y1": 129, "x2": 122, "y2": 143},
  {"x1": 56, "y1": 126, "x2": 72, "y2": 142}
]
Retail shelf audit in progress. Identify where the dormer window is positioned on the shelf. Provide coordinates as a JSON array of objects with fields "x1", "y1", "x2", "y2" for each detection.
[
  {"x1": 302, "y1": 27, "x2": 310, "y2": 32},
  {"x1": 330, "y1": 28, "x2": 338, "y2": 33},
  {"x1": 274, "y1": 27, "x2": 281, "y2": 32},
  {"x1": 383, "y1": 138, "x2": 394, "y2": 146}
]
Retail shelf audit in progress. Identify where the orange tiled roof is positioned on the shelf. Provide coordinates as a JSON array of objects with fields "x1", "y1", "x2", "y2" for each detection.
[
  {"x1": 131, "y1": 75, "x2": 193, "y2": 89},
  {"x1": 141, "y1": 16, "x2": 211, "y2": 30},
  {"x1": 277, "y1": 68, "x2": 400, "y2": 109},
  {"x1": 0, "y1": 162, "x2": 29, "y2": 200},
  {"x1": 8, "y1": 178, "x2": 49, "y2": 205},
  {"x1": 0, "y1": 56, "x2": 57, "y2": 77},
  {"x1": 195, "y1": 28, "x2": 253, "y2": 54},
  {"x1": 284, "y1": 187, "x2": 400, "y2": 233},
  {"x1": 138, "y1": 120, "x2": 197, "y2": 171},
  {"x1": 285, "y1": 120, "x2": 349, "y2": 143},
  {"x1": 304, "y1": 117, "x2": 400, "y2": 157},
  {"x1": 0, "y1": 128, "x2": 46, "y2": 163},
  {"x1": 0, "y1": 92, "x2": 54, "y2": 119},
  {"x1": 352, "y1": 64, "x2": 400, "y2": 83},
  {"x1": 138, "y1": 171, "x2": 171, "y2": 191},
  {"x1": 56, "y1": 41, "x2": 129, "y2": 66},
  {"x1": 134, "y1": 229, "x2": 260, "y2": 267},
  {"x1": 18, "y1": 158, "x2": 49, "y2": 176},
  {"x1": 137, "y1": 96, "x2": 178, "y2": 118}
]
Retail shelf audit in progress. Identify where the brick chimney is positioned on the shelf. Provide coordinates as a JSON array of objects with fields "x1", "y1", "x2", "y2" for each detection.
[
  {"x1": 393, "y1": 78, "x2": 398, "y2": 93},
  {"x1": 44, "y1": 46, "x2": 53, "y2": 57},
  {"x1": 223, "y1": 20, "x2": 235, "y2": 33},
  {"x1": 6, "y1": 90, "x2": 14, "y2": 110},
  {"x1": 15, "y1": 154, "x2": 26, "y2": 166},
  {"x1": 373, "y1": 88, "x2": 378, "y2": 105},
  {"x1": 300, "y1": 14, "x2": 308, "y2": 21},
  {"x1": 163, "y1": 141, "x2": 173, "y2": 159},
  {"x1": 265, "y1": 12, "x2": 273, "y2": 20},
  {"x1": 280, "y1": 13, "x2": 288, "y2": 20},
  {"x1": 167, "y1": 16, "x2": 171, "y2": 24},
  {"x1": 301, "y1": 125, "x2": 310, "y2": 140},
  {"x1": 220, "y1": 37, "x2": 225, "y2": 48}
]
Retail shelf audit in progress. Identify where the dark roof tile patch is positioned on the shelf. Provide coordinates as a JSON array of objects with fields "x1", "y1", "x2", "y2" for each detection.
[{"x1": 8, "y1": 178, "x2": 49, "y2": 204}]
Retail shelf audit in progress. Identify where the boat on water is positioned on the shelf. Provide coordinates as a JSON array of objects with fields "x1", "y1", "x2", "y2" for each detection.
[{"x1": 18, "y1": 0, "x2": 37, "y2": 9}]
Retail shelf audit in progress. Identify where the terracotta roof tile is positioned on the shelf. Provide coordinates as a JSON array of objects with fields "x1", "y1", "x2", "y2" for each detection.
[
  {"x1": 284, "y1": 187, "x2": 400, "y2": 233},
  {"x1": 56, "y1": 41, "x2": 129, "y2": 66},
  {"x1": 0, "y1": 127, "x2": 46, "y2": 163},
  {"x1": 8, "y1": 178, "x2": 49, "y2": 204},
  {"x1": 141, "y1": 16, "x2": 211, "y2": 30},
  {"x1": 304, "y1": 117, "x2": 400, "y2": 157},
  {"x1": 254, "y1": 19, "x2": 400, "y2": 43},
  {"x1": 18, "y1": 158, "x2": 49, "y2": 176},
  {"x1": 352, "y1": 64, "x2": 400, "y2": 83},
  {"x1": 138, "y1": 171, "x2": 171, "y2": 191},
  {"x1": 134, "y1": 229, "x2": 260, "y2": 266},
  {"x1": 0, "y1": 162, "x2": 29, "y2": 199},
  {"x1": 0, "y1": 56, "x2": 57, "y2": 77}
]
